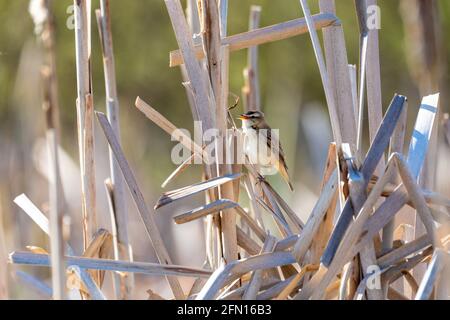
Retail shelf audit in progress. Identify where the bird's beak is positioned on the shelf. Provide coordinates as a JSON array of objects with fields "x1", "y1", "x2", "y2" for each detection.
[{"x1": 238, "y1": 114, "x2": 249, "y2": 120}]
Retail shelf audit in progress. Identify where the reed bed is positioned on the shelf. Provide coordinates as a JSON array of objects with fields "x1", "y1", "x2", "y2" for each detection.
[{"x1": 5, "y1": 0, "x2": 449, "y2": 300}]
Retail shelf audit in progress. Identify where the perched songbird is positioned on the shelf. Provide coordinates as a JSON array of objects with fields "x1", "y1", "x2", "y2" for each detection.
[{"x1": 239, "y1": 110, "x2": 294, "y2": 191}]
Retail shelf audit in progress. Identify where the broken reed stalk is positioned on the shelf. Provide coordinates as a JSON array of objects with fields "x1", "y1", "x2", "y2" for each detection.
[
  {"x1": 10, "y1": 252, "x2": 211, "y2": 279},
  {"x1": 318, "y1": 0, "x2": 356, "y2": 147},
  {"x1": 205, "y1": 0, "x2": 239, "y2": 265},
  {"x1": 298, "y1": 0, "x2": 342, "y2": 147},
  {"x1": 169, "y1": 13, "x2": 339, "y2": 67},
  {"x1": 96, "y1": 112, "x2": 184, "y2": 299},
  {"x1": 74, "y1": 0, "x2": 97, "y2": 250},
  {"x1": 353, "y1": 0, "x2": 369, "y2": 152},
  {"x1": 13, "y1": 194, "x2": 105, "y2": 300},
  {"x1": 366, "y1": 0, "x2": 384, "y2": 171},
  {"x1": 382, "y1": 101, "x2": 408, "y2": 253},
  {"x1": 242, "y1": 235, "x2": 276, "y2": 300},
  {"x1": 292, "y1": 168, "x2": 338, "y2": 262},
  {"x1": 96, "y1": 0, "x2": 132, "y2": 299}
]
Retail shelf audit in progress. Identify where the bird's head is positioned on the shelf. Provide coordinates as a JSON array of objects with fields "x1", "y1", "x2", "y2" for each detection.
[{"x1": 238, "y1": 110, "x2": 265, "y2": 127}]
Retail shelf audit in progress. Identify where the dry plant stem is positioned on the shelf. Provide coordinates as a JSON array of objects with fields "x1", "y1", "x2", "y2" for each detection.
[
  {"x1": 243, "y1": 175, "x2": 265, "y2": 231},
  {"x1": 161, "y1": 153, "x2": 196, "y2": 188},
  {"x1": 38, "y1": 4, "x2": 67, "y2": 299},
  {"x1": 164, "y1": 0, "x2": 215, "y2": 129},
  {"x1": 366, "y1": 0, "x2": 384, "y2": 173},
  {"x1": 354, "y1": 0, "x2": 369, "y2": 152},
  {"x1": 292, "y1": 168, "x2": 338, "y2": 262},
  {"x1": 408, "y1": 94, "x2": 439, "y2": 283},
  {"x1": 339, "y1": 262, "x2": 353, "y2": 300},
  {"x1": 174, "y1": 199, "x2": 238, "y2": 224},
  {"x1": 165, "y1": 0, "x2": 224, "y2": 267},
  {"x1": 243, "y1": 5, "x2": 261, "y2": 111},
  {"x1": 377, "y1": 229, "x2": 436, "y2": 268},
  {"x1": 104, "y1": 180, "x2": 129, "y2": 299},
  {"x1": 236, "y1": 226, "x2": 262, "y2": 256},
  {"x1": 275, "y1": 235, "x2": 299, "y2": 252},
  {"x1": 10, "y1": 252, "x2": 211, "y2": 279},
  {"x1": 96, "y1": 0, "x2": 131, "y2": 299},
  {"x1": 263, "y1": 182, "x2": 304, "y2": 233},
  {"x1": 214, "y1": 5, "x2": 239, "y2": 266},
  {"x1": 394, "y1": 154, "x2": 441, "y2": 248},
  {"x1": 174, "y1": 199, "x2": 266, "y2": 243},
  {"x1": 406, "y1": 250, "x2": 448, "y2": 300},
  {"x1": 341, "y1": 145, "x2": 380, "y2": 300},
  {"x1": 242, "y1": 235, "x2": 276, "y2": 300},
  {"x1": 276, "y1": 264, "x2": 319, "y2": 300},
  {"x1": 359, "y1": 95, "x2": 439, "y2": 251},
  {"x1": 388, "y1": 288, "x2": 409, "y2": 300},
  {"x1": 188, "y1": 260, "x2": 211, "y2": 299},
  {"x1": 259, "y1": 183, "x2": 292, "y2": 236},
  {"x1": 203, "y1": 0, "x2": 221, "y2": 97},
  {"x1": 382, "y1": 102, "x2": 408, "y2": 253},
  {"x1": 381, "y1": 248, "x2": 432, "y2": 296},
  {"x1": 319, "y1": 0, "x2": 356, "y2": 147},
  {"x1": 348, "y1": 65, "x2": 358, "y2": 122},
  {"x1": 298, "y1": 0, "x2": 342, "y2": 146},
  {"x1": 359, "y1": 156, "x2": 443, "y2": 256},
  {"x1": 96, "y1": 112, "x2": 184, "y2": 299},
  {"x1": 322, "y1": 94, "x2": 407, "y2": 266},
  {"x1": 13, "y1": 194, "x2": 104, "y2": 300},
  {"x1": 216, "y1": 45, "x2": 238, "y2": 264},
  {"x1": 47, "y1": 129, "x2": 65, "y2": 300},
  {"x1": 196, "y1": 251, "x2": 296, "y2": 300},
  {"x1": 135, "y1": 97, "x2": 204, "y2": 158},
  {"x1": 296, "y1": 156, "x2": 397, "y2": 300},
  {"x1": 353, "y1": 267, "x2": 387, "y2": 300},
  {"x1": 155, "y1": 173, "x2": 241, "y2": 209},
  {"x1": 402, "y1": 270, "x2": 419, "y2": 297},
  {"x1": 219, "y1": 277, "x2": 273, "y2": 300},
  {"x1": 219, "y1": 0, "x2": 228, "y2": 36},
  {"x1": 241, "y1": 6, "x2": 265, "y2": 237},
  {"x1": 406, "y1": 94, "x2": 439, "y2": 181},
  {"x1": 338, "y1": 149, "x2": 443, "y2": 291},
  {"x1": 256, "y1": 276, "x2": 298, "y2": 300},
  {"x1": 74, "y1": 0, "x2": 96, "y2": 250},
  {"x1": 169, "y1": 13, "x2": 339, "y2": 67},
  {"x1": 307, "y1": 143, "x2": 338, "y2": 283}
]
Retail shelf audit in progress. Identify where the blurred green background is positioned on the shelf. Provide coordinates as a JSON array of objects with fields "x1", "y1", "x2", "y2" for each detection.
[{"x1": 1, "y1": 0, "x2": 450, "y2": 299}]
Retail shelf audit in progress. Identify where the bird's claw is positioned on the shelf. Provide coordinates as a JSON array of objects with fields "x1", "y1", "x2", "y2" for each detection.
[{"x1": 255, "y1": 174, "x2": 266, "y2": 185}]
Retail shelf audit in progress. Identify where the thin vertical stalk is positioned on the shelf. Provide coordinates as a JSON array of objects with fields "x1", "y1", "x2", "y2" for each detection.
[
  {"x1": 74, "y1": 0, "x2": 97, "y2": 250},
  {"x1": 298, "y1": 0, "x2": 342, "y2": 147},
  {"x1": 46, "y1": 128, "x2": 65, "y2": 300},
  {"x1": 243, "y1": 5, "x2": 261, "y2": 111},
  {"x1": 96, "y1": 0, "x2": 132, "y2": 299},
  {"x1": 319, "y1": 0, "x2": 356, "y2": 147},
  {"x1": 30, "y1": 0, "x2": 67, "y2": 300}
]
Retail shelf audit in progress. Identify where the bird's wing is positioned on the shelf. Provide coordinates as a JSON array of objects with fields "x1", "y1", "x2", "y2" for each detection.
[
  {"x1": 256, "y1": 123, "x2": 287, "y2": 169},
  {"x1": 255, "y1": 122, "x2": 294, "y2": 191}
]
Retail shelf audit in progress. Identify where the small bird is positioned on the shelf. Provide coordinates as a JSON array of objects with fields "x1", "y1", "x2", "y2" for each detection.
[{"x1": 239, "y1": 110, "x2": 294, "y2": 191}]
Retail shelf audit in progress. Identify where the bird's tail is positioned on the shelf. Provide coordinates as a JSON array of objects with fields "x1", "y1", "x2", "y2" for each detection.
[{"x1": 277, "y1": 160, "x2": 294, "y2": 192}]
